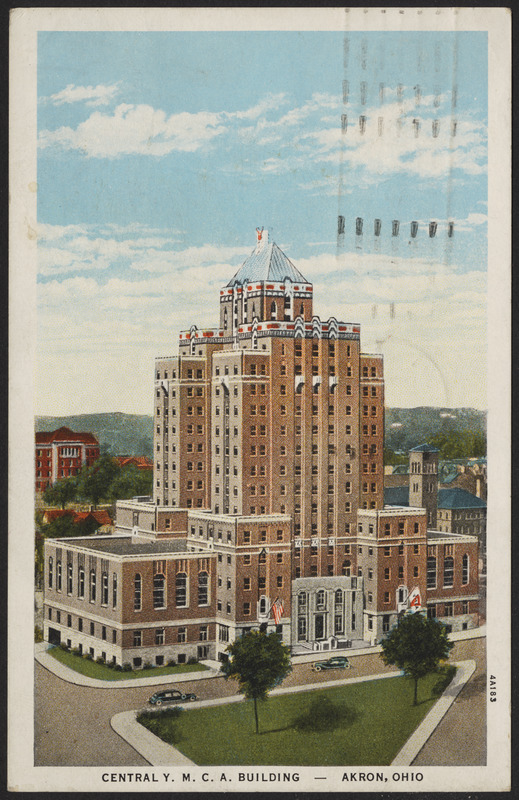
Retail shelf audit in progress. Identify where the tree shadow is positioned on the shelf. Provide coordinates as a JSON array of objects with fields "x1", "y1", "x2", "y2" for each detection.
[
  {"x1": 290, "y1": 696, "x2": 361, "y2": 733},
  {"x1": 455, "y1": 673, "x2": 486, "y2": 701}
]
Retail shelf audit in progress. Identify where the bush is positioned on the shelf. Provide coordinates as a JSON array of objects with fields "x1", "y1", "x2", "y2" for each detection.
[
  {"x1": 59, "y1": 642, "x2": 70, "y2": 651},
  {"x1": 122, "y1": 663, "x2": 132, "y2": 672},
  {"x1": 71, "y1": 647, "x2": 82, "y2": 657},
  {"x1": 113, "y1": 663, "x2": 123, "y2": 671},
  {"x1": 143, "y1": 662, "x2": 154, "y2": 670},
  {"x1": 83, "y1": 653, "x2": 93, "y2": 661},
  {"x1": 34, "y1": 625, "x2": 43, "y2": 643},
  {"x1": 96, "y1": 656, "x2": 106, "y2": 665},
  {"x1": 187, "y1": 656, "x2": 197, "y2": 665},
  {"x1": 167, "y1": 659, "x2": 176, "y2": 667}
]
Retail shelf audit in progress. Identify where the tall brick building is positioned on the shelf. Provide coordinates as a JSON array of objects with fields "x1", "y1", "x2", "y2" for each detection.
[{"x1": 43, "y1": 231, "x2": 479, "y2": 666}]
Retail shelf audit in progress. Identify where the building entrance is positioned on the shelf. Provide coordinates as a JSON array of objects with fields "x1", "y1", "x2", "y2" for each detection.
[
  {"x1": 315, "y1": 614, "x2": 325, "y2": 639},
  {"x1": 48, "y1": 627, "x2": 61, "y2": 646}
]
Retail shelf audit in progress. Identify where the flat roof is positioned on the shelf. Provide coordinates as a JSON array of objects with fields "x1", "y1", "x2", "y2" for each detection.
[{"x1": 53, "y1": 535, "x2": 189, "y2": 557}]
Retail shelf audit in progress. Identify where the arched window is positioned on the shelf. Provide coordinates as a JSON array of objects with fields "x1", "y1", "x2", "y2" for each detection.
[
  {"x1": 153, "y1": 573, "x2": 166, "y2": 608},
  {"x1": 224, "y1": 307, "x2": 228, "y2": 329},
  {"x1": 259, "y1": 596, "x2": 268, "y2": 615},
  {"x1": 57, "y1": 560, "x2": 62, "y2": 592},
  {"x1": 316, "y1": 590, "x2": 326, "y2": 610},
  {"x1": 462, "y1": 554, "x2": 469, "y2": 585},
  {"x1": 342, "y1": 560, "x2": 351, "y2": 576},
  {"x1": 300, "y1": 303, "x2": 304, "y2": 317},
  {"x1": 443, "y1": 557, "x2": 454, "y2": 587},
  {"x1": 198, "y1": 571, "x2": 209, "y2": 606},
  {"x1": 48, "y1": 556, "x2": 53, "y2": 589},
  {"x1": 112, "y1": 573, "x2": 117, "y2": 607},
  {"x1": 67, "y1": 563, "x2": 73, "y2": 595},
  {"x1": 176, "y1": 572, "x2": 187, "y2": 607},
  {"x1": 298, "y1": 591, "x2": 307, "y2": 610},
  {"x1": 134, "y1": 573, "x2": 142, "y2": 611},
  {"x1": 335, "y1": 589, "x2": 343, "y2": 606},
  {"x1": 427, "y1": 557, "x2": 436, "y2": 589},
  {"x1": 270, "y1": 301, "x2": 276, "y2": 320}
]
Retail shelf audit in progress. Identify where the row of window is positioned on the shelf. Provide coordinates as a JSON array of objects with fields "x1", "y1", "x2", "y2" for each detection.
[
  {"x1": 427, "y1": 554, "x2": 470, "y2": 589},
  {"x1": 131, "y1": 625, "x2": 209, "y2": 646},
  {"x1": 156, "y1": 368, "x2": 204, "y2": 380},
  {"x1": 48, "y1": 608, "x2": 117, "y2": 643},
  {"x1": 48, "y1": 559, "x2": 117, "y2": 606},
  {"x1": 133, "y1": 572, "x2": 209, "y2": 610},
  {"x1": 427, "y1": 600, "x2": 471, "y2": 618}
]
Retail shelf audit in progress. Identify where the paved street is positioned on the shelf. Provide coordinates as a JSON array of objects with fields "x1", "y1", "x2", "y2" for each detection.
[
  {"x1": 413, "y1": 637, "x2": 486, "y2": 766},
  {"x1": 34, "y1": 637, "x2": 485, "y2": 767}
]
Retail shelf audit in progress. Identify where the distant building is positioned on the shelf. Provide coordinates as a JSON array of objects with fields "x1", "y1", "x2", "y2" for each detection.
[
  {"x1": 35, "y1": 427, "x2": 100, "y2": 492},
  {"x1": 42, "y1": 508, "x2": 113, "y2": 534},
  {"x1": 115, "y1": 456, "x2": 153, "y2": 472}
]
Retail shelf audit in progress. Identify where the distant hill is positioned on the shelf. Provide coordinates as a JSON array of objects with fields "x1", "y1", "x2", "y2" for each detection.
[
  {"x1": 35, "y1": 407, "x2": 486, "y2": 461},
  {"x1": 385, "y1": 407, "x2": 486, "y2": 453},
  {"x1": 35, "y1": 413, "x2": 154, "y2": 458}
]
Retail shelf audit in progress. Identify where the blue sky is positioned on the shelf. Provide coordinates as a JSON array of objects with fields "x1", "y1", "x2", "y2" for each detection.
[{"x1": 36, "y1": 31, "x2": 488, "y2": 414}]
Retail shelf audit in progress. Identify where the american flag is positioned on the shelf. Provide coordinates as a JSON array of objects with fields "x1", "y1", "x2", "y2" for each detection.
[{"x1": 272, "y1": 597, "x2": 284, "y2": 625}]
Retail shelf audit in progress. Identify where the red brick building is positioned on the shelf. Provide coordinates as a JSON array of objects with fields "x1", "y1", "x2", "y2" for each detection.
[
  {"x1": 43, "y1": 231, "x2": 480, "y2": 665},
  {"x1": 35, "y1": 427, "x2": 100, "y2": 492}
]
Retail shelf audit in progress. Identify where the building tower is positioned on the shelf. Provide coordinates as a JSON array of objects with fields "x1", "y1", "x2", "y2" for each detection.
[
  {"x1": 408, "y1": 443, "x2": 439, "y2": 528},
  {"x1": 152, "y1": 229, "x2": 385, "y2": 647}
]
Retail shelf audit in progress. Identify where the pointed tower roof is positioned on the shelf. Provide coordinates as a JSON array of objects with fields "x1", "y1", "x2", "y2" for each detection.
[
  {"x1": 410, "y1": 443, "x2": 440, "y2": 453},
  {"x1": 227, "y1": 229, "x2": 309, "y2": 287}
]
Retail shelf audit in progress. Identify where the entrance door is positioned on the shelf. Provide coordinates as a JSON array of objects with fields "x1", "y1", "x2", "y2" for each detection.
[
  {"x1": 48, "y1": 627, "x2": 61, "y2": 646},
  {"x1": 315, "y1": 614, "x2": 325, "y2": 640}
]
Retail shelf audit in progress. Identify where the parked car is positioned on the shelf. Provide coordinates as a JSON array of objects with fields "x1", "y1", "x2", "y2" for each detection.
[
  {"x1": 148, "y1": 689, "x2": 197, "y2": 706},
  {"x1": 311, "y1": 656, "x2": 351, "y2": 672}
]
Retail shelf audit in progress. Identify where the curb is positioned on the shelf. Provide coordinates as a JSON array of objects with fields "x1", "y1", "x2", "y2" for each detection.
[
  {"x1": 390, "y1": 659, "x2": 476, "y2": 766},
  {"x1": 35, "y1": 646, "x2": 222, "y2": 689}
]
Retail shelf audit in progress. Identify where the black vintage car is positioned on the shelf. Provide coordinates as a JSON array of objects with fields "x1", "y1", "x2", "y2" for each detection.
[{"x1": 148, "y1": 689, "x2": 197, "y2": 706}]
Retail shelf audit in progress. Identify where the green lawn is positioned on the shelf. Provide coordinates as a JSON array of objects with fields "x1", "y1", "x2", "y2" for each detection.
[
  {"x1": 138, "y1": 668, "x2": 455, "y2": 766},
  {"x1": 48, "y1": 646, "x2": 209, "y2": 681}
]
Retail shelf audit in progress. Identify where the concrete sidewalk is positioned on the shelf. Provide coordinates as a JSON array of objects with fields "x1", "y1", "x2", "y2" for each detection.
[
  {"x1": 391, "y1": 659, "x2": 476, "y2": 766},
  {"x1": 34, "y1": 643, "x2": 222, "y2": 689},
  {"x1": 111, "y1": 664, "x2": 473, "y2": 767}
]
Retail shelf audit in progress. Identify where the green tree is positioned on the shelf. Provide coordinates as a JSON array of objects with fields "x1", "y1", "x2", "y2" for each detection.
[
  {"x1": 76, "y1": 455, "x2": 121, "y2": 508},
  {"x1": 380, "y1": 612, "x2": 454, "y2": 705},
  {"x1": 42, "y1": 477, "x2": 78, "y2": 509},
  {"x1": 221, "y1": 630, "x2": 292, "y2": 733},
  {"x1": 109, "y1": 465, "x2": 153, "y2": 501},
  {"x1": 41, "y1": 514, "x2": 78, "y2": 539}
]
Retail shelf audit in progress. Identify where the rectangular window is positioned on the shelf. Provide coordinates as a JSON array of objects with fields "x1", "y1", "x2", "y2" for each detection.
[
  {"x1": 177, "y1": 627, "x2": 187, "y2": 643},
  {"x1": 243, "y1": 602, "x2": 251, "y2": 616},
  {"x1": 155, "y1": 628, "x2": 165, "y2": 645},
  {"x1": 101, "y1": 572, "x2": 109, "y2": 606},
  {"x1": 443, "y1": 602, "x2": 453, "y2": 618},
  {"x1": 89, "y1": 570, "x2": 96, "y2": 602}
]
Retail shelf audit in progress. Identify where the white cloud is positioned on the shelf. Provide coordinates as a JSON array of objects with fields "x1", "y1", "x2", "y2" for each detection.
[
  {"x1": 47, "y1": 82, "x2": 121, "y2": 107},
  {"x1": 39, "y1": 104, "x2": 229, "y2": 157}
]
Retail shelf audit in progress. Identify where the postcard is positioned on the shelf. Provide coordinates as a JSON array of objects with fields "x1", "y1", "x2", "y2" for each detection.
[{"x1": 9, "y1": 6, "x2": 510, "y2": 793}]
